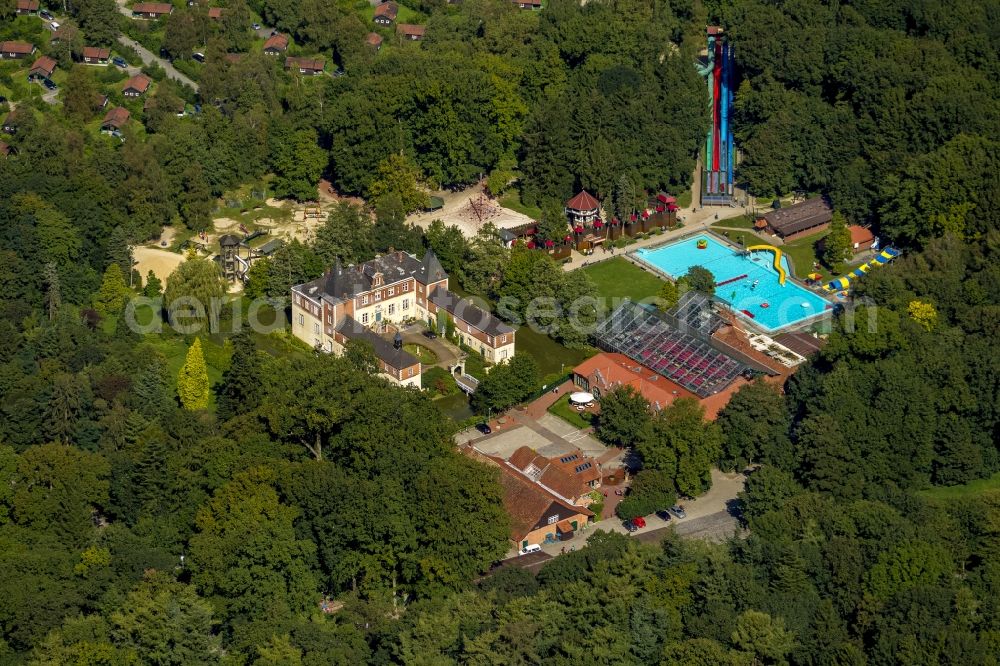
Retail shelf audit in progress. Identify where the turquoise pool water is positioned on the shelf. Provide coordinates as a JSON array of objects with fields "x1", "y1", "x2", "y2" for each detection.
[{"x1": 635, "y1": 235, "x2": 832, "y2": 331}]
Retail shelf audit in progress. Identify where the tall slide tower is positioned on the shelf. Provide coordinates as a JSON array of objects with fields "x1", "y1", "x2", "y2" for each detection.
[{"x1": 698, "y1": 26, "x2": 735, "y2": 206}]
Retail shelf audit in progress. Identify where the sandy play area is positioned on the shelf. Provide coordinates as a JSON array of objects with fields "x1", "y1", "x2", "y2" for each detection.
[
  {"x1": 407, "y1": 182, "x2": 535, "y2": 238},
  {"x1": 134, "y1": 247, "x2": 185, "y2": 283}
]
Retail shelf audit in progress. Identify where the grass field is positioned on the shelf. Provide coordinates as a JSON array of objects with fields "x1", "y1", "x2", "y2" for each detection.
[
  {"x1": 711, "y1": 215, "x2": 756, "y2": 230},
  {"x1": 548, "y1": 395, "x2": 595, "y2": 429},
  {"x1": 676, "y1": 189, "x2": 693, "y2": 209},
  {"x1": 580, "y1": 257, "x2": 666, "y2": 303},
  {"x1": 918, "y1": 472, "x2": 1000, "y2": 501},
  {"x1": 499, "y1": 190, "x2": 543, "y2": 220},
  {"x1": 515, "y1": 327, "x2": 592, "y2": 380}
]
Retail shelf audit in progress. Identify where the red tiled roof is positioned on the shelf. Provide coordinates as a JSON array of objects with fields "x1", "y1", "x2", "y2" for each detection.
[
  {"x1": 123, "y1": 73, "x2": 151, "y2": 93},
  {"x1": 284, "y1": 56, "x2": 325, "y2": 72},
  {"x1": 207, "y1": 7, "x2": 222, "y2": 18},
  {"x1": 102, "y1": 106, "x2": 130, "y2": 129},
  {"x1": 506, "y1": 446, "x2": 600, "y2": 502},
  {"x1": 848, "y1": 225, "x2": 874, "y2": 246},
  {"x1": 467, "y1": 449, "x2": 592, "y2": 542},
  {"x1": 82, "y1": 46, "x2": 111, "y2": 60},
  {"x1": 566, "y1": 190, "x2": 600, "y2": 212},
  {"x1": 0, "y1": 41, "x2": 35, "y2": 55},
  {"x1": 373, "y1": 1, "x2": 398, "y2": 19},
  {"x1": 263, "y1": 33, "x2": 289, "y2": 51},
  {"x1": 17, "y1": 0, "x2": 39, "y2": 10},
  {"x1": 396, "y1": 23, "x2": 425, "y2": 37},
  {"x1": 573, "y1": 352, "x2": 696, "y2": 411},
  {"x1": 30, "y1": 55, "x2": 57, "y2": 77},
  {"x1": 224, "y1": 53, "x2": 245, "y2": 63},
  {"x1": 366, "y1": 32, "x2": 383, "y2": 46},
  {"x1": 132, "y1": 2, "x2": 173, "y2": 14}
]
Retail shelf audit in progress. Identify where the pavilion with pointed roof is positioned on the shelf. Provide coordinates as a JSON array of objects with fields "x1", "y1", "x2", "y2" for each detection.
[{"x1": 565, "y1": 190, "x2": 601, "y2": 226}]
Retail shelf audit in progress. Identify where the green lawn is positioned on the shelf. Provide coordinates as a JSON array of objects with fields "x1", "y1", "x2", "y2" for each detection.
[
  {"x1": 580, "y1": 257, "x2": 666, "y2": 303},
  {"x1": 711, "y1": 215, "x2": 757, "y2": 230},
  {"x1": 547, "y1": 395, "x2": 595, "y2": 429},
  {"x1": 404, "y1": 343, "x2": 438, "y2": 364},
  {"x1": 676, "y1": 188, "x2": 692, "y2": 209},
  {"x1": 918, "y1": 472, "x2": 1000, "y2": 501},
  {"x1": 499, "y1": 190, "x2": 542, "y2": 220},
  {"x1": 515, "y1": 326, "x2": 592, "y2": 380}
]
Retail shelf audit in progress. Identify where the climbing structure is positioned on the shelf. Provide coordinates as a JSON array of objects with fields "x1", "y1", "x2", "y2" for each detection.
[{"x1": 698, "y1": 26, "x2": 735, "y2": 206}]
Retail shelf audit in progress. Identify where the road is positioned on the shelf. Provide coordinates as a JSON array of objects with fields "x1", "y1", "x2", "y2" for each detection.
[{"x1": 117, "y1": 36, "x2": 199, "y2": 92}]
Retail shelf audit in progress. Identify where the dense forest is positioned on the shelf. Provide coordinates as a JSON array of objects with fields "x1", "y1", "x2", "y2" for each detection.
[{"x1": 1, "y1": 0, "x2": 999, "y2": 663}]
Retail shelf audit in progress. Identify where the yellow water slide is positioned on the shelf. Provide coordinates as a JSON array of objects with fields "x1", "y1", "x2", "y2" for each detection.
[{"x1": 746, "y1": 245, "x2": 786, "y2": 285}]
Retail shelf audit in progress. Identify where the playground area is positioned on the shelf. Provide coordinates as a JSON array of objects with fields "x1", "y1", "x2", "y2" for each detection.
[
  {"x1": 635, "y1": 234, "x2": 832, "y2": 332},
  {"x1": 407, "y1": 182, "x2": 536, "y2": 238}
]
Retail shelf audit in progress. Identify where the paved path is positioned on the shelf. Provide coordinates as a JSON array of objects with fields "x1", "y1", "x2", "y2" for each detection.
[{"x1": 117, "y1": 35, "x2": 200, "y2": 92}]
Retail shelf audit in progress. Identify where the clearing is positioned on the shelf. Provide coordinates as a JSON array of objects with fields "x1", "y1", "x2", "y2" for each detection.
[
  {"x1": 919, "y1": 472, "x2": 1000, "y2": 501},
  {"x1": 407, "y1": 182, "x2": 536, "y2": 238},
  {"x1": 580, "y1": 257, "x2": 666, "y2": 303}
]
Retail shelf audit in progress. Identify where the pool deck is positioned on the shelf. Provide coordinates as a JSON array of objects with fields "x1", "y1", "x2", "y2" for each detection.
[{"x1": 626, "y1": 230, "x2": 834, "y2": 335}]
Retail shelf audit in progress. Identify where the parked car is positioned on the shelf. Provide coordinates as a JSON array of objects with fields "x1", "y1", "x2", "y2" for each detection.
[
  {"x1": 519, "y1": 544, "x2": 541, "y2": 555},
  {"x1": 668, "y1": 505, "x2": 687, "y2": 519},
  {"x1": 252, "y1": 22, "x2": 261, "y2": 30},
  {"x1": 40, "y1": 10, "x2": 53, "y2": 19},
  {"x1": 112, "y1": 56, "x2": 127, "y2": 68},
  {"x1": 192, "y1": 52, "x2": 205, "y2": 62},
  {"x1": 475, "y1": 422, "x2": 492, "y2": 435},
  {"x1": 656, "y1": 510, "x2": 672, "y2": 521},
  {"x1": 632, "y1": 516, "x2": 646, "y2": 529},
  {"x1": 43, "y1": 79, "x2": 57, "y2": 90},
  {"x1": 49, "y1": 21, "x2": 60, "y2": 31},
  {"x1": 623, "y1": 520, "x2": 638, "y2": 533},
  {"x1": 423, "y1": 329, "x2": 437, "y2": 339}
]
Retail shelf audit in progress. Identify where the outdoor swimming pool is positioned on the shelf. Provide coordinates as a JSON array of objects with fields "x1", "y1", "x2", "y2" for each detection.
[{"x1": 635, "y1": 235, "x2": 832, "y2": 331}]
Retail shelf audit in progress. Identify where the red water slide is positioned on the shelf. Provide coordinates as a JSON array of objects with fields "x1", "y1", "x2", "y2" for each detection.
[{"x1": 712, "y1": 40, "x2": 723, "y2": 173}]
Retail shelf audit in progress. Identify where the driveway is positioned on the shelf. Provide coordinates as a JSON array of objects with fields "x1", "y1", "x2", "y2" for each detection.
[
  {"x1": 117, "y1": 36, "x2": 199, "y2": 92},
  {"x1": 517, "y1": 468, "x2": 747, "y2": 558},
  {"x1": 400, "y1": 325, "x2": 461, "y2": 370}
]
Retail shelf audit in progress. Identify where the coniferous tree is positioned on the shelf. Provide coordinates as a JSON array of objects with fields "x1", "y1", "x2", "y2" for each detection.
[
  {"x1": 93, "y1": 264, "x2": 129, "y2": 319},
  {"x1": 216, "y1": 331, "x2": 263, "y2": 421},
  {"x1": 177, "y1": 338, "x2": 210, "y2": 411}
]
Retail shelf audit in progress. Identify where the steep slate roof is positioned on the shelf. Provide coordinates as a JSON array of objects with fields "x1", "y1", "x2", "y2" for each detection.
[
  {"x1": 296, "y1": 251, "x2": 438, "y2": 304},
  {"x1": 429, "y1": 290, "x2": 514, "y2": 337},
  {"x1": 418, "y1": 249, "x2": 446, "y2": 284},
  {"x1": 761, "y1": 197, "x2": 833, "y2": 236},
  {"x1": 335, "y1": 316, "x2": 419, "y2": 371},
  {"x1": 566, "y1": 190, "x2": 600, "y2": 211}
]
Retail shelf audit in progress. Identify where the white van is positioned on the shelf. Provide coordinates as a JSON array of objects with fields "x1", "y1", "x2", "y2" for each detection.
[
  {"x1": 519, "y1": 544, "x2": 541, "y2": 556},
  {"x1": 49, "y1": 21, "x2": 60, "y2": 32}
]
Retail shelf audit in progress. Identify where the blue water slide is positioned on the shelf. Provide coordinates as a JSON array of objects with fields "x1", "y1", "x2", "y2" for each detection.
[
  {"x1": 726, "y1": 43, "x2": 735, "y2": 192},
  {"x1": 719, "y1": 45, "x2": 728, "y2": 172}
]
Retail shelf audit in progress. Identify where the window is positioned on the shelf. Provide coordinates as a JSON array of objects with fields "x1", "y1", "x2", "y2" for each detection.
[
  {"x1": 547, "y1": 515, "x2": 558, "y2": 525},
  {"x1": 375, "y1": 290, "x2": 382, "y2": 301},
  {"x1": 499, "y1": 335, "x2": 506, "y2": 344},
  {"x1": 408, "y1": 367, "x2": 414, "y2": 377},
  {"x1": 501, "y1": 349, "x2": 508, "y2": 360},
  {"x1": 297, "y1": 313, "x2": 304, "y2": 325},
  {"x1": 403, "y1": 283, "x2": 409, "y2": 292},
  {"x1": 361, "y1": 295, "x2": 368, "y2": 305},
  {"x1": 388, "y1": 303, "x2": 395, "y2": 315},
  {"x1": 313, "y1": 323, "x2": 320, "y2": 334},
  {"x1": 488, "y1": 335, "x2": 493, "y2": 345},
  {"x1": 362, "y1": 313, "x2": 369, "y2": 324},
  {"x1": 325, "y1": 341, "x2": 332, "y2": 352},
  {"x1": 402, "y1": 298, "x2": 409, "y2": 310},
  {"x1": 388, "y1": 287, "x2": 394, "y2": 296}
]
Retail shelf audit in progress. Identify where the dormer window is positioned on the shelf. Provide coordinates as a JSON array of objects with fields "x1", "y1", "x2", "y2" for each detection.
[
  {"x1": 361, "y1": 295, "x2": 369, "y2": 305},
  {"x1": 372, "y1": 272, "x2": 383, "y2": 288}
]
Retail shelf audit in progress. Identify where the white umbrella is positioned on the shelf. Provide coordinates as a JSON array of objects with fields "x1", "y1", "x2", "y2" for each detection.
[{"x1": 570, "y1": 392, "x2": 595, "y2": 404}]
